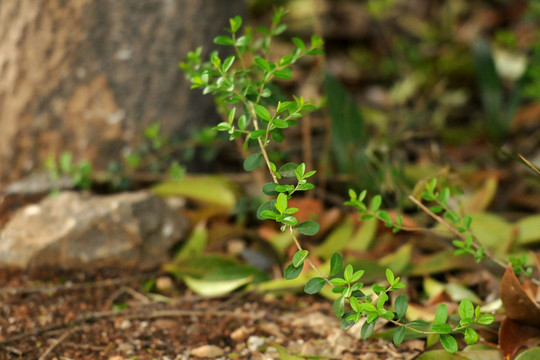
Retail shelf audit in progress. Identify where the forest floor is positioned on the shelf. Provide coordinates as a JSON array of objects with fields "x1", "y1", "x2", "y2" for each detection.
[{"x1": 0, "y1": 268, "x2": 424, "y2": 360}]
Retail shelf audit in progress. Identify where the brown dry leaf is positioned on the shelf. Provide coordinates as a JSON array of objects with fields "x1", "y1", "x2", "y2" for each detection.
[
  {"x1": 499, "y1": 318, "x2": 540, "y2": 359},
  {"x1": 500, "y1": 266, "x2": 540, "y2": 326}
]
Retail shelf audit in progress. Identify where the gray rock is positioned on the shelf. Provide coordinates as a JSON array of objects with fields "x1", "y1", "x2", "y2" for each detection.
[{"x1": 0, "y1": 191, "x2": 189, "y2": 269}]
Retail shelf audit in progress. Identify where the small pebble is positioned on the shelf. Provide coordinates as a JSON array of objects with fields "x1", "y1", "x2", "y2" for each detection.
[
  {"x1": 191, "y1": 344, "x2": 224, "y2": 358},
  {"x1": 247, "y1": 335, "x2": 266, "y2": 352}
]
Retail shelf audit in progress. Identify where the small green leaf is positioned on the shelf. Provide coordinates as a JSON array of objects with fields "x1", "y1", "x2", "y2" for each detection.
[
  {"x1": 372, "y1": 284, "x2": 385, "y2": 294},
  {"x1": 440, "y1": 334, "x2": 458, "y2": 354},
  {"x1": 229, "y1": 15, "x2": 242, "y2": 32},
  {"x1": 235, "y1": 35, "x2": 249, "y2": 47},
  {"x1": 256, "y1": 200, "x2": 277, "y2": 220},
  {"x1": 254, "y1": 57, "x2": 273, "y2": 72},
  {"x1": 295, "y1": 163, "x2": 306, "y2": 180},
  {"x1": 330, "y1": 278, "x2": 347, "y2": 286},
  {"x1": 260, "y1": 210, "x2": 278, "y2": 220},
  {"x1": 262, "y1": 182, "x2": 279, "y2": 196},
  {"x1": 249, "y1": 129, "x2": 266, "y2": 139},
  {"x1": 243, "y1": 152, "x2": 263, "y2": 171},
  {"x1": 344, "y1": 264, "x2": 353, "y2": 282},
  {"x1": 292, "y1": 250, "x2": 309, "y2": 267},
  {"x1": 276, "y1": 193, "x2": 288, "y2": 214},
  {"x1": 334, "y1": 296, "x2": 345, "y2": 318},
  {"x1": 274, "y1": 67, "x2": 293, "y2": 79},
  {"x1": 371, "y1": 195, "x2": 382, "y2": 212},
  {"x1": 296, "y1": 220, "x2": 320, "y2": 236},
  {"x1": 439, "y1": 187, "x2": 451, "y2": 205},
  {"x1": 458, "y1": 299, "x2": 474, "y2": 322},
  {"x1": 386, "y1": 268, "x2": 395, "y2": 284},
  {"x1": 223, "y1": 56, "x2": 235, "y2": 72},
  {"x1": 253, "y1": 104, "x2": 271, "y2": 122},
  {"x1": 351, "y1": 270, "x2": 365, "y2": 283},
  {"x1": 432, "y1": 323, "x2": 453, "y2": 334},
  {"x1": 292, "y1": 37, "x2": 306, "y2": 52},
  {"x1": 393, "y1": 326, "x2": 406, "y2": 346},
  {"x1": 434, "y1": 304, "x2": 448, "y2": 325},
  {"x1": 476, "y1": 313, "x2": 495, "y2": 325},
  {"x1": 305, "y1": 277, "x2": 325, "y2": 294},
  {"x1": 376, "y1": 293, "x2": 388, "y2": 310},
  {"x1": 214, "y1": 35, "x2": 234, "y2": 46},
  {"x1": 330, "y1": 253, "x2": 343, "y2": 276},
  {"x1": 277, "y1": 163, "x2": 299, "y2": 177},
  {"x1": 464, "y1": 328, "x2": 479, "y2": 345},
  {"x1": 395, "y1": 295, "x2": 408, "y2": 320},
  {"x1": 284, "y1": 262, "x2": 303, "y2": 280}
]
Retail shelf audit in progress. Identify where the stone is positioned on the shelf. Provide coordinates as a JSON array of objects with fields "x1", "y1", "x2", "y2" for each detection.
[
  {"x1": 0, "y1": 191, "x2": 189, "y2": 269},
  {"x1": 190, "y1": 345, "x2": 224, "y2": 358}
]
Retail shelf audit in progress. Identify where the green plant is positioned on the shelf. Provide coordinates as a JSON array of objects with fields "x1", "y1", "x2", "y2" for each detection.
[
  {"x1": 181, "y1": 9, "x2": 500, "y2": 354},
  {"x1": 45, "y1": 151, "x2": 93, "y2": 190}
]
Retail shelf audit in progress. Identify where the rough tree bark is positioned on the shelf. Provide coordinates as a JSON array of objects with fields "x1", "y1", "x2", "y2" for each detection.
[{"x1": 0, "y1": 0, "x2": 245, "y2": 184}]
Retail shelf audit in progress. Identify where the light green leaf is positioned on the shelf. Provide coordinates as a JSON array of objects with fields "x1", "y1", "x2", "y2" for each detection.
[
  {"x1": 183, "y1": 275, "x2": 252, "y2": 297},
  {"x1": 276, "y1": 193, "x2": 288, "y2": 214},
  {"x1": 440, "y1": 334, "x2": 458, "y2": 354},
  {"x1": 516, "y1": 215, "x2": 540, "y2": 245},
  {"x1": 292, "y1": 250, "x2": 309, "y2": 267},
  {"x1": 515, "y1": 347, "x2": 540, "y2": 360},
  {"x1": 253, "y1": 104, "x2": 271, "y2": 121},
  {"x1": 175, "y1": 222, "x2": 207, "y2": 260},
  {"x1": 152, "y1": 176, "x2": 236, "y2": 211},
  {"x1": 435, "y1": 304, "x2": 448, "y2": 325},
  {"x1": 459, "y1": 299, "x2": 474, "y2": 321}
]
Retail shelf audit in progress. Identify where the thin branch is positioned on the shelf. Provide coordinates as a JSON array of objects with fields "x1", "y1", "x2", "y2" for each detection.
[
  {"x1": 37, "y1": 327, "x2": 78, "y2": 360},
  {"x1": 289, "y1": 227, "x2": 333, "y2": 287},
  {"x1": 408, "y1": 195, "x2": 507, "y2": 269}
]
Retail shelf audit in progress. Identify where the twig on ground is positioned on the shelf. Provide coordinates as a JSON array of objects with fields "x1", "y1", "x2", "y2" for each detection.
[
  {"x1": 0, "y1": 305, "x2": 255, "y2": 347},
  {"x1": 37, "y1": 327, "x2": 79, "y2": 360}
]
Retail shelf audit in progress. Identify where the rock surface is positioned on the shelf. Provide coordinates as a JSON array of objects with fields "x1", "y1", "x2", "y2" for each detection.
[{"x1": 0, "y1": 191, "x2": 189, "y2": 269}]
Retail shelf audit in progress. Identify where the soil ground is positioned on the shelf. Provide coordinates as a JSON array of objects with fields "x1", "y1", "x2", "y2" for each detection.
[{"x1": 0, "y1": 268, "x2": 423, "y2": 360}]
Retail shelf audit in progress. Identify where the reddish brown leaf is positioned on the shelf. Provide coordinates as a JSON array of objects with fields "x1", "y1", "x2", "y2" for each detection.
[
  {"x1": 499, "y1": 317, "x2": 540, "y2": 359},
  {"x1": 500, "y1": 266, "x2": 540, "y2": 327}
]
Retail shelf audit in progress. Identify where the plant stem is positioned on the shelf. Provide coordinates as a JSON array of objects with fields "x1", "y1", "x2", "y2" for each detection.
[
  {"x1": 289, "y1": 227, "x2": 333, "y2": 287},
  {"x1": 408, "y1": 195, "x2": 507, "y2": 270},
  {"x1": 248, "y1": 102, "x2": 279, "y2": 183}
]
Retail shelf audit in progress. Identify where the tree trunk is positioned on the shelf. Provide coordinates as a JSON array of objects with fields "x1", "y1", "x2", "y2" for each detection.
[{"x1": 0, "y1": 0, "x2": 245, "y2": 184}]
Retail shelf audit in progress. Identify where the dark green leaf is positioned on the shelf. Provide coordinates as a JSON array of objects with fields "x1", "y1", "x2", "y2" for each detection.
[
  {"x1": 330, "y1": 253, "x2": 343, "y2": 276},
  {"x1": 304, "y1": 277, "x2": 325, "y2": 294},
  {"x1": 296, "y1": 220, "x2": 320, "y2": 236},
  {"x1": 243, "y1": 152, "x2": 263, "y2": 171},
  {"x1": 361, "y1": 320, "x2": 376, "y2": 339},
  {"x1": 393, "y1": 326, "x2": 406, "y2": 346},
  {"x1": 395, "y1": 295, "x2": 408, "y2": 320},
  {"x1": 262, "y1": 182, "x2": 279, "y2": 196},
  {"x1": 284, "y1": 262, "x2": 303, "y2": 280},
  {"x1": 256, "y1": 200, "x2": 277, "y2": 220},
  {"x1": 333, "y1": 296, "x2": 345, "y2": 318}
]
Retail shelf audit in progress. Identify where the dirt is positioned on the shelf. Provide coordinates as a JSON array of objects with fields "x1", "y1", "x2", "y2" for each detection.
[{"x1": 0, "y1": 268, "x2": 422, "y2": 360}]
